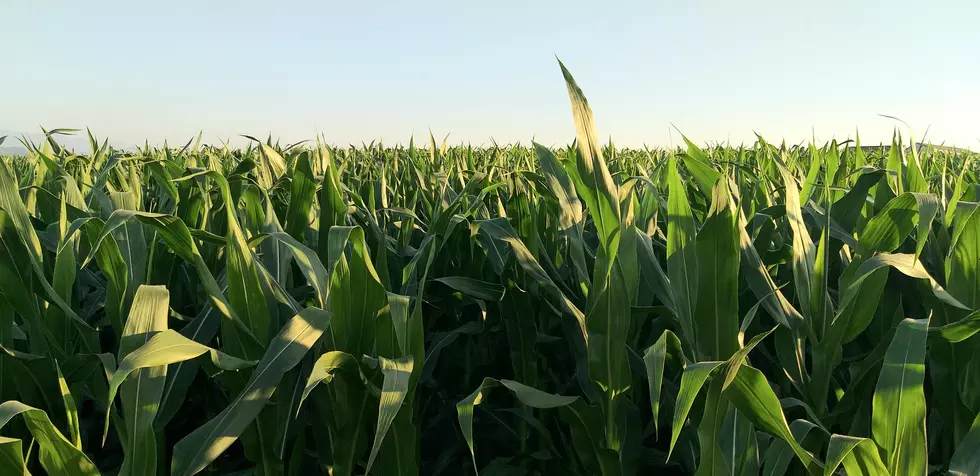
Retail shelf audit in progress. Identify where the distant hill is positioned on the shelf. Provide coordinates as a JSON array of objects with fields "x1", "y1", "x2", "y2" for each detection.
[
  {"x1": 847, "y1": 142, "x2": 975, "y2": 155},
  {"x1": 916, "y1": 143, "x2": 976, "y2": 154},
  {"x1": 0, "y1": 146, "x2": 27, "y2": 156},
  {"x1": 0, "y1": 131, "x2": 31, "y2": 156},
  {"x1": 0, "y1": 130, "x2": 113, "y2": 156}
]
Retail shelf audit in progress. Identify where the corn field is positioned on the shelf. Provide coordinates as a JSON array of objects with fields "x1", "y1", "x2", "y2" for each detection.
[{"x1": 0, "y1": 61, "x2": 978, "y2": 476}]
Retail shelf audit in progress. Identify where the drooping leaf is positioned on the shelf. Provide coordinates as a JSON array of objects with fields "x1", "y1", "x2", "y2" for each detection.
[
  {"x1": 171, "y1": 307, "x2": 331, "y2": 476},
  {"x1": 0, "y1": 401, "x2": 99, "y2": 476},
  {"x1": 725, "y1": 365, "x2": 821, "y2": 474},
  {"x1": 823, "y1": 434, "x2": 888, "y2": 476},
  {"x1": 457, "y1": 377, "x2": 577, "y2": 473}
]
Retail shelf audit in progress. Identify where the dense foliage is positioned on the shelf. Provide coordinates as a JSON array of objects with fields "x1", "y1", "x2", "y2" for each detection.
[{"x1": 0, "y1": 63, "x2": 978, "y2": 475}]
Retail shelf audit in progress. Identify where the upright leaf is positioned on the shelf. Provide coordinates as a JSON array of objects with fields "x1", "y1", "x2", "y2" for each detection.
[
  {"x1": 872, "y1": 317, "x2": 929, "y2": 475},
  {"x1": 117, "y1": 285, "x2": 170, "y2": 476},
  {"x1": 694, "y1": 178, "x2": 740, "y2": 360},
  {"x1": 556, "y1": 59, "x2": 621, "y2": 249},
  {"x1": 666, "y1": 157, "x2": 699, "y2": 358}
]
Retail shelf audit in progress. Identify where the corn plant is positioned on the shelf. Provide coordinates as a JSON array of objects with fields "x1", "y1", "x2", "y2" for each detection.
[{"x1": 0, "y1": 61, "x2": 978, "y2": 475}]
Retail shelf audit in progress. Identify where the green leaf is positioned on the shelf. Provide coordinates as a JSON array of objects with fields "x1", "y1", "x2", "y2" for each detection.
[
  {"x1": 433, "y1": 276, "x2": 505, "y2": 302},
  {"x1": 243, "y1": 136, "x2": 287, "y2": 190},
  {"x1": 105, "y1": 330, "x2": 255, "y2": 432},
  {"x1": 839, "y1": 253, "x2": 968, "y2": 312},
  {"x1": 556, "y1": 59, "x2": 621, "y2": 249},
  {"x1": 0, "y1": 162, "x2": 43, "y2": 264},
  {"x1": 558, "y1": 399, "x2": 623, "y2": 476},
  {"x1": 668, "y1": 361, "x2": 723, "y2": 457},
  {"x1": 86, "y1": 209, "x2": 263, "y2": 353},
  {"x1": 666, "y1": 156, "x2": 699, "y2": 358},
  {"x1": 477, "y1": 218, "x2": 587, "y2": 341},
  {"x1": 721, "y1": 326, "x2": 778, "y2": 391},
  {"x1": 183, "y1": 170, "x2": 271, "y2": 347},
  {"x1": 950, "y1": 411, "x2": 980, "y2": 475},
  {"x1": 86, "y1": 211, "x2": 196, "y2": 265},
  {"x1": 823, "y1": 434, "x2": 888, "y2": 476},
  {"x1": 171, "y1": 307, "x2": 330, "y2": 476},
  {"x1": 945, "y1": 155, "x2": 975, "y2": 227},
  {"x1": 857, "y1": 192, "x2": 937, "y2": 259},
  {"x1": 378, "y1": 408, "x2": 417, "y2": 476},
  {"x1": 284, "y1": 151, "x2": 316, "y2": 241},
  {"x1": 719, "y1": 407, "x2": 760, "y2": 476},
  {"x1": 800, "y1": 147, "x2": 822, "y2": 205},
  {"x1": 146, "y1": 161, "x2": 179, "y2": 203},
  {"x1": 243, "y1": 186, "x2": 291, "y2": 286},
  {"x1": 678, "y1": 135, "x2": 723, "y2": 196},
  {"x1": 810, "y1": 200, "x2": 833, "y2": 339},
  {"x1": 694, "y1": 178, "x2": 740, "y2": 360},
  {"x1": 0, "y1": 401, "x2": 99, "y2": 476},
  {"x1": 904, "y1": 137, "x2": 928, "y2": 194},
  {"x1": 296, "y1": 350, "x2": 377, "y2": 475},
  {"x1": 831, "y1": 256, "x2": 889, "y2": 344},
  {"x1": 117, "y1": 285, "x2": 170, "y2": 476},
  {"x1": 0, "y1": 436, "x2": 28, "y2": 476},
  {"x1": 730, "y1": 183, "x2": 803, "y2": 329},
  {"x1": 324, "y1": 226, "x2": 386, "y2": 357},
  {"x1": 735, "y1": 205, "x2": 804, "y2": 330},
  {"x1": 46, "y1": 196, "x2": 79, "y2": 355},
  {"x1": 49, "y1": 362, "x2": 82, "y2": 457},
  {"x1": 643, "y1": 329, "x2": 684, "y2": 434},
  {"x1": 830, "y1": 168, "x2": 884, "y2": 233},
  {"x1": 457, "y1": 377, "x2": 577, "y2": 474},
  {"x1": 946, "y1": 202, "x2": 980, "y2": 309},
  {"x1": 0, "y1": 175, "x2": 97, "y2": 353},
  {"x1": 77, "y1": 217, "x2": 128, "y2": 337},
  {"x1": 725, "y1": 365, "x2": 821, "y2": 474},
  {"x1": 0, "y1": 211, "x2": 46, "y2": 353},
  {"x1": 635, "y1": 228, "x2": 675, "y2": 310},
  {"x1": 224, "y1": 222, "x2": 272, "y2": 346},
  {"x1": 297, "y1": 351, "x2": 362, "y2": 412},
  {"x1": 499, "y1": 285, "x2": 538, "y2": 387},
  {"x1": 251, "y1": 232, "x2": 330, "y2": 308},
  {"x1": 317, "y1": 145, "x2": 347, "y2": 255},
  {"x1": 761, "y1": 419, "x2": 824, "y2": 476},
  {"x1": 364, "y1": 356, "x2": 414, "y2": 474},
  {"x1": 930, "y1": 309, "x2": 980, "y2": 343},
  {"x1": 584, "y1": 221, "x2": 637, "y2": 449},
  {"x1": 774, "y1": 152, "x2": 817, "y2": 332},
  {"x1": 696, "y1": 378, "x2": 731, "y2": 476},
  {"x1": 107, "y1": 191, "x2": 148, "y2": 310},
  {"x1": 533, "y1": 142, "x2": 590, "y2": 289},
  {"x1": 885, "y1": 133, "x2": 904, "y2": 195},
  {"x1": 872, "y1": 317, "x2": 929, "y2": 475},
  {"x1": 156, "y1": 300, "x2": 223, "y2": 429}
]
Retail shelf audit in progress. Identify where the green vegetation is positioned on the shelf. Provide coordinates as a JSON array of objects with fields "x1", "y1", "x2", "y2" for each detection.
[{"x1": 0, "y1": 62, "x2": 978, "y2": 475}]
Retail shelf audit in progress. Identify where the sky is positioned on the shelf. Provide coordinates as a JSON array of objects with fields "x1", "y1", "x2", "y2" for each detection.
[{"x1": 2, "y1": 0, "x2": 978, "y2": 150}]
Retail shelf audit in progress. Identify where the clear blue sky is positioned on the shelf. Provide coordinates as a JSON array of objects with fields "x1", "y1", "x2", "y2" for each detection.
[{"x1": 2, "y1": 0, "x2": 978, "y2": 149}]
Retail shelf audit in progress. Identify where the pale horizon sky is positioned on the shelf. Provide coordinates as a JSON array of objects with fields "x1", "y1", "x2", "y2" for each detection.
[{"x1": 2, "y1": 0, "x2": 978, "y2": 150}]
